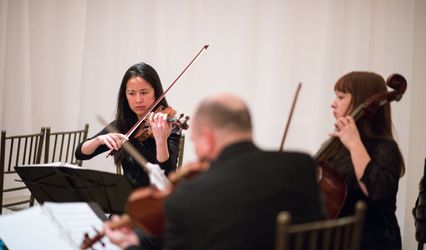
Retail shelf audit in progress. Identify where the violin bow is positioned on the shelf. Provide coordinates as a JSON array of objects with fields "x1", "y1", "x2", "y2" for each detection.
[
  {"x1": 107, "y1": 44, "x2": 209, "y2": 157},
  {"x1": 279, "y1": 82, "x2": 302, "y2": 151},
  {"x1": 124, "y1": 44, "x2": 209, "y2": 139}
]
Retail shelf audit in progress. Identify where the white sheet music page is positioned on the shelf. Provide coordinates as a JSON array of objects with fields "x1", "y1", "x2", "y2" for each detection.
[
  {"x1": 0, "y1": 205, "x2": 74, "y2": 250},
  {"x1": 0, "y1": 202, "x2": 120, "y2": 250},
  {"x1": 16, "y1": 161, "x2": 82, "y2": 168}
]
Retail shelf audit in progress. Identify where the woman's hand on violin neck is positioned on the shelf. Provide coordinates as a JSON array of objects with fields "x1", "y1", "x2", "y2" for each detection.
[
  {"x1": 149, "y1": 112, "x2": 173, "y2": 142},
  {"x1": 98, "y1": 133, "x2": 129, "y2": 151},
  {"x1": 329, "y1": 116, "x2": 363, "y2": 151}
]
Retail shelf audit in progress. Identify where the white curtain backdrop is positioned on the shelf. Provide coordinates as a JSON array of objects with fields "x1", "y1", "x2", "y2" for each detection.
[{"x1": 1, "y1": 0, "x2": 425, "y2": 249}]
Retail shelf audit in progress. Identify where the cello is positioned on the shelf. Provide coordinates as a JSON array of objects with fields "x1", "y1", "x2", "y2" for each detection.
[{"x1": 315, "y1": 73, "x2": 407, "y2": 218}]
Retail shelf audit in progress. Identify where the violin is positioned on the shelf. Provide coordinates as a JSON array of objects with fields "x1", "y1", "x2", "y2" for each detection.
[
  {"x1": 134, "y1": 106, "x2": 189, "y2": 142},
  {"x1": 107, "y1": 44, "x2": 209, "y2": 157},
  {"x1": 315, "y1": 73, "x2": 407, "y2": 218},
  {"x1": 80, "y1": 161, "x2": 208, "y2": 249},
  {"x1": 126, "y1": 162, "x2": 207, "y2": 235}
]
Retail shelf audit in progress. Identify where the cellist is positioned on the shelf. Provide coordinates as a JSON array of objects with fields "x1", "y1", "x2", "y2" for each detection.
[{"x1": 319, "y1": 71, "x2": 405, "y2": 250}]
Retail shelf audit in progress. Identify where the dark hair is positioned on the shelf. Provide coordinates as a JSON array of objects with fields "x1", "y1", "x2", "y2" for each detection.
[
  {"x1": 115, "y1": 62, "x2": 168, "y2": 133},
  {"x1": 335, "y1": 71, "x2": 391, "y2": 139},
  {"x1": 194, "y1": 101, "x2": 252, "y2": 133},
  {"x1": 334, "y1": 71, "x2": 405, "y2": 176}
]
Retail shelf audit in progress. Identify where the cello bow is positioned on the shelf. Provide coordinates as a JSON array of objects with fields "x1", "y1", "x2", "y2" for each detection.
[{"x1": 279, "y1": 82, "x2": 302, "y2": 151}]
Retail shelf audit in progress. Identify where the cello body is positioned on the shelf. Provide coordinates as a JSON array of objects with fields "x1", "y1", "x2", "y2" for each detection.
[{"x1": 317, "y1": 160, "x2": 347, "y2": 218}]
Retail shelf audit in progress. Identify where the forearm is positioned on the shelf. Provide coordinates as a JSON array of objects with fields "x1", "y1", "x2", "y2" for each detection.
[
  {"x1": 156, "y1": 139, "x2": 170, "y2": 163},
  {"x1": 348, "y1": 140, "x2": 371, "y2": 195},
  {"x1": 81, "y1": 137, "x2": 103, "y2": 155}
]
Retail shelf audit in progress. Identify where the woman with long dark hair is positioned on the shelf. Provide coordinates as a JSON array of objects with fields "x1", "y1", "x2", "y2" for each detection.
[
  {"x1": 75, "y1": 62, "x2": 180, "y2": 188},
  {"x1": 320, "y1": 71, "x2": 405, "y2": 249}
]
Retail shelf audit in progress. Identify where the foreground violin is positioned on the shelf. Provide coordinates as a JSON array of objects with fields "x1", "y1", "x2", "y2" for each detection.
[
  {"x1": 80, "y1": 161, "x2": 207, "y2": 249},
  {"x1": 315, "y1": 73, "x2": 407, "y2": 218}
]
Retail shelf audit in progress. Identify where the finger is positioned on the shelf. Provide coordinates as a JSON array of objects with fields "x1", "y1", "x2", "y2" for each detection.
[
  {"x1": 334, "y1": 121, "x2": 343, "y2": 131},
  {"x1": 116, "y1": 133, "x2": 129, "y2": 141},
  {"x1": 157, "y1": 117, "x2": 167, "y2": 127},
  {"x1": 346, "y1": 116, "x2": 355, "y2": 125},
  {"x1": 112, "y1": 133, "x2": 124, "y2": 144},
  {"x1": 329, "y1": 131, "x2": 340, "y2": 137},
  {"x1": 106, "y1": 135, "x2": 120, "y2": 150},
  {"x1": 110, "y1": 215, "x2": 120, "y2": 222},
  {"x1": 157, "y1": 117, "x2": 169, "y2": 129},
  {"x1": 169, "y1": 172, "x2": 178, "y2": 180},
  {"x1": 336, "y1": 117, "x2": 350, "y2": 129},
  {"x1": 154, "y1": 112, "x2": 162, "y2": 120},
  {"x1": 150, "y1": 118, "x2": 159, "y2": 129},
  {"x1": 104, "y1": 223, "x2": 112, "y2": 233},
  {"x1": 339, "y1": 116, "x2": 347, "y2": 125},
  {"x1": 100, "y1": 135, "x2": 114, "y2": 150}
]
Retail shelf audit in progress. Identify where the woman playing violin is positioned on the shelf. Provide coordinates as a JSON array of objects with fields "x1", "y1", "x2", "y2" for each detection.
[
  {"x1": 322, "y1": 71, "x2": 405, "y2": 250},
  {"x1": 75, "y1": 62, "x2": 181, "y2": 188}
]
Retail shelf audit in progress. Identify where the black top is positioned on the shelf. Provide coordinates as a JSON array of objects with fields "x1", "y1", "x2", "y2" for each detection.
[
  {"x1": 75, "y1": 121, "x2": 180, "y2": 188},
  {"x1": 328, "y1": 138, "x2": 402, "y2": 250},
  {"x1": 163, "y1": 141, "x2": 325, "y2": 250}
]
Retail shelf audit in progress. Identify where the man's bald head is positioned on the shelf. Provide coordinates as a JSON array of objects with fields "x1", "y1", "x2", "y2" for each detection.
[{"x1": 193, "y1": 93, "x2": 252, "y2": 133}]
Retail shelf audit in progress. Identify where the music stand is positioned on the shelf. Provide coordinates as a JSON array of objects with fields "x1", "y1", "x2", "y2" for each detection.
[{"x1": 14, "y1": 164, "x2": 133, "y2": 214}]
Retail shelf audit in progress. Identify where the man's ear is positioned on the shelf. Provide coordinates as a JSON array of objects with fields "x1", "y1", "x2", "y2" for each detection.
[{"x1": 200, "y1": 126, "x2": 215, "y2": 156}]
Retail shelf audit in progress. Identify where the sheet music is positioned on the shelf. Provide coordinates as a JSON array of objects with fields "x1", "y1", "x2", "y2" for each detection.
[
  {"x1": 16, "y1": 161, "x2": 82, "y2": 168},
  {"x1": 0, "y1": 202, "x2": 120, "y2": 250}
]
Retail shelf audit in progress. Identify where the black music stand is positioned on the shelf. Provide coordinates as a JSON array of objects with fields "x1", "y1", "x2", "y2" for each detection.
[{"x1": 14, "y1": 164, "x2": 133, "y2": 214}]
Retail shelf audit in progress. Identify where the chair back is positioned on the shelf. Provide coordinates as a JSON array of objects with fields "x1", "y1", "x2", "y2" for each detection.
[
  {"x1": 44, "y1": 124, "x2": 89, "y2": 166},
  {"x1": 0, "y1": 128, "x2": 45, "y2": 214},
  {"x1": 276, "y1": 201, "x2": 366, "y2": 250},
  {"x1": 176, "y1": 133, "x2": 185, "y2": 169}
]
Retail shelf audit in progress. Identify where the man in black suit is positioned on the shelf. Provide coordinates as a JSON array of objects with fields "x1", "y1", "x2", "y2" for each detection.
[
  {"x1": 162, "y1": 93, "x2": 325, "y2": 250},
  {"x1": 104, "y1": 93, "x2": 325, "y2": 250}
]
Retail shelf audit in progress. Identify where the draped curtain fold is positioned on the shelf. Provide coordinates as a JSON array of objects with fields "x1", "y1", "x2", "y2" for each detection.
[{"x1": 1, "y1": 0, "x2": 425, "y2": 248}]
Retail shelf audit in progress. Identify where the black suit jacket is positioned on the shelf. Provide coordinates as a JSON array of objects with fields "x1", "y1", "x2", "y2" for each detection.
[{"x1": 163, "y1": 141, "x2": 325, "y2": 250}]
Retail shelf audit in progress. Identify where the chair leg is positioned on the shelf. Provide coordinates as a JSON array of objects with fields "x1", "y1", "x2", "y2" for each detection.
[
  {"x1": 30, "y1": 194, "x2": 35, "y2": 206},
  {"x1": 116, "y1": 164, "x2": 122, "y2": 175}
]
